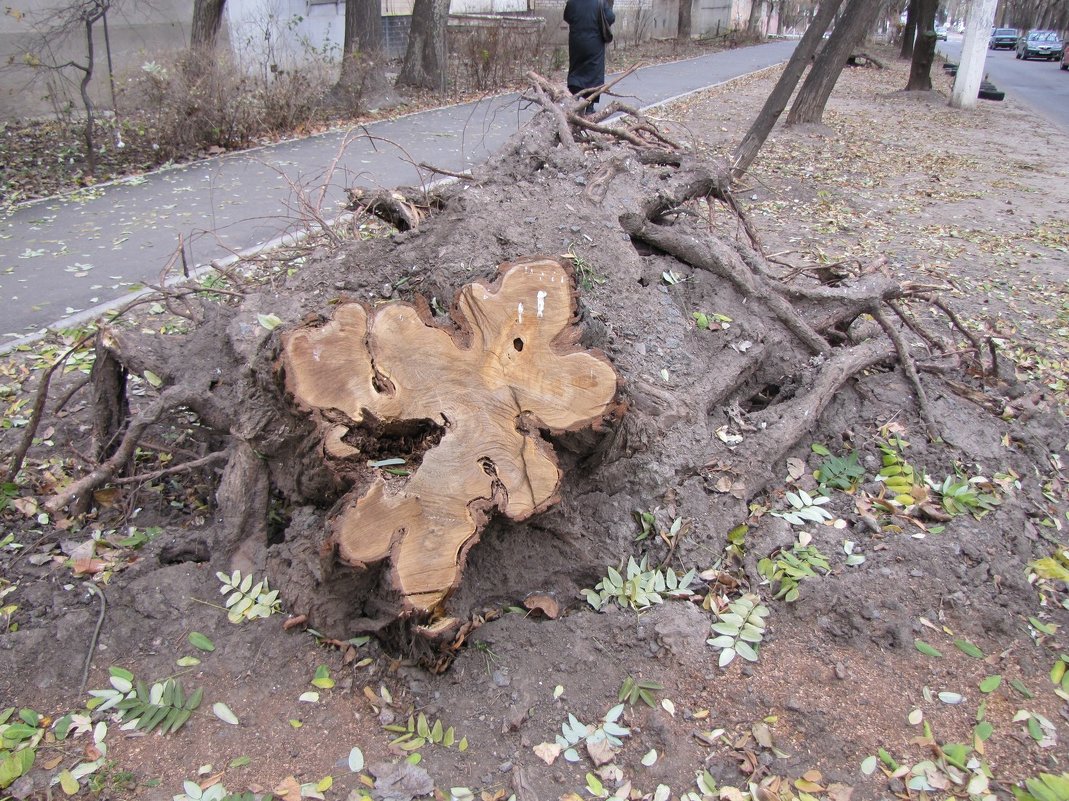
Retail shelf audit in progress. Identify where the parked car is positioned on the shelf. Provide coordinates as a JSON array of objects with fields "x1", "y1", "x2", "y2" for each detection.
[
  {"x1": 1016, "y1": 30, "x2": 1064, "y2": 60},
  {"x1": 935, "y1": 26, "x2": 948, "y2": 40},
  {"x1": 988, "y1": 27, "x2": 1019, "y2": 49}
]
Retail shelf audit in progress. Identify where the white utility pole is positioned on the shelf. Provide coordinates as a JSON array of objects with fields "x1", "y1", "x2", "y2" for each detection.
[{"x1": 950, "y1": 0, "x2": 999, "y2": 108}]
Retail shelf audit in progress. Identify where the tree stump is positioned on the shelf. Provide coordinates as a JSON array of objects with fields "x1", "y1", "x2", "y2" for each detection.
[{"x1": 281, "y1": 258, "x2": 620, "y2": 613}]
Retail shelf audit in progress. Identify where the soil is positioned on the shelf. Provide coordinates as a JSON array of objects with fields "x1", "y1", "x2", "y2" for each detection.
[{"x1": 2, "y1": 47, "x2": 1069, "y2": 801}]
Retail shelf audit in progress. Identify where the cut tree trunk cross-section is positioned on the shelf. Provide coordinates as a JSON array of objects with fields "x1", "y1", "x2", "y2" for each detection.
[{"x1": 281, "y1": 258, "x2": 620, "y2": 613}]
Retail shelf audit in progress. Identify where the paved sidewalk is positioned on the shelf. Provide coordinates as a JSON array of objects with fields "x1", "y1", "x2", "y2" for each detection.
[{"x1": 0, "y1": 40, "x2": 796, "y2": 342}]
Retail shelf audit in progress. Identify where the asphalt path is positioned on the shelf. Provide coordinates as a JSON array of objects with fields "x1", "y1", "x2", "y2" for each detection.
[
  {"x1": 939, "y1": 35, "x2": 1069, "y2": 130},
  {"x1": 0, "y1": 40, "x2": 797, "y2": 344}
]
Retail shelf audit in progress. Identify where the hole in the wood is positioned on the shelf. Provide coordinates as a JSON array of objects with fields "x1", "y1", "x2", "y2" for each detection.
[
  {"x1": 513, "y1": 338, "x2": 524, "y2": 352},
  {"x1": 342, "y1": 417, "x2": 445, "y2": 470},
  {"x1": 479, "y1": 457, "x2": 498, "y2": 478}
]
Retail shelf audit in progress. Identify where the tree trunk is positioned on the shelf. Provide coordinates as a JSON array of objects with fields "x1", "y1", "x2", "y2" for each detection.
[
  {"x1": 191, "y1": 0, "x2": 227, "y2": 50},
  {"x1": 397, "y1": 0, "x2": 449, "y2": 92},
  {"x1": 949, "y1": 0, "x2": 999, "y2": 108},
  {"x1": 785, "y1": 0, "x2": 882, "y2": 126},
  {"x1": 677, "y1": 0, "x2": 692, "y2": 40},
  {"x1": 747, "y1": 0, "x2": 765, "y2": 36},
  {"x1": 333, "y1": 0, "x2": 387, "y2": 104},
  {"x1": 905, "y1": 0, "x2": 937, "y2": 90},
  {"x1": 899, "y1": 0, "x2": 917, "y2": 59},
  {"x1": 732, "y1": 0, "x2": 844, "y2": 179}
]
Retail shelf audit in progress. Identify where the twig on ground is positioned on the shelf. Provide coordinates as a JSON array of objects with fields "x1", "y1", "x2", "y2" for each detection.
[
  {"x1": 872, "y1": 306, "x2": 941, "y2": 441},
  {"x1": 111, "y1": 450, "x2": 227, "y2": 486},
  {"x1": 78, "y1": 582, "x2": 106, "y2": 698}
]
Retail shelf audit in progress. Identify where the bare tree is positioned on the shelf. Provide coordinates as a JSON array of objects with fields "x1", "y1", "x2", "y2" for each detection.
[
  {"x1": 905, "y1": 0, "x2": 937, "y2": 90},
  {"x1": 397, "y1": 0, "x2": 449, "y2": 91},
  {"x1": 332, "y1": 0, "x2": 387, "y2": 104},
  {"x1": 732, "y1": 0, "x2": 844, "y2": 178},
  {"x1": 191, "y1": 0, "x2": 227, "y2": 50},
  {"x1": 785, "y1": 0, "x2": 883, "y2": 126},
  {"x1": 13, "y1": 0, "x2": 115, "y2": 174}
]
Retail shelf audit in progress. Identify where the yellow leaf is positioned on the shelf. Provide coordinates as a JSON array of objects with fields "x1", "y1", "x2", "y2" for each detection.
[{"x1": 316, "y1": 776, "x2": 333, "y2": 792}]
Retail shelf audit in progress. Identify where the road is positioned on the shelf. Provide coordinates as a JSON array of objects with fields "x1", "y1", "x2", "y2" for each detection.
[
  {"x1": 0, "y1": 41, "x2": 797, "y2": 345},
  {"x1": 939, "y1": 35, "x2": 1069, "y2": 130}
]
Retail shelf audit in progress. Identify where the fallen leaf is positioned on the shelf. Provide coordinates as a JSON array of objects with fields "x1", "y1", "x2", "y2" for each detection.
[
  {"x1": 752, "y1": 722, "x2": 773, "y2": 748},
  {"x1": 533, "y1": 742, "x2": 561, "y2": 765},
  {"x1": 786, "y1": 457, "x2": 805, "y2": 481},
  {"x1": 586, "y1": 737, "x2": 616, "y2": 766},
  {"x1": 273, "y1": 775, "x2": 302, "y2": 801},
  {"x1": 12, "y1": 497, "x2": 38, "y2": 516},
  {"x1": 212, "y1": 703, "x2": 240, "y2": 725},
  {"x1": 522, "y1": 593, "x2": 560, "y2": 619}
]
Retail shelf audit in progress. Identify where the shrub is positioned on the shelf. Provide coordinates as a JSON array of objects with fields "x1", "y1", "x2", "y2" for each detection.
[{"x1": 117, "y1": 51, "x2": 331, "y2": 158}]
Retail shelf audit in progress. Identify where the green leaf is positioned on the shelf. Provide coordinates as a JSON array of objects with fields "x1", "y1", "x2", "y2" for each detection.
[
  {"x1": 1029, "y1": 617, "x2": 1057, "y2": 635},
  {"x1": 185, "y1": 686, "x2": 204, "y2": 711},
  {"x1": 176, "y1": 656, "x2": 201, "y2": 667},
  {"x1": 954, "y1": 639, "x2": 984, "y2": 658},
  {"x1": 1011, "y1": 679, "x2": 1035, "y2": 699},
  {"x1": 311, "y1": 665, "x2": 335, "y2": 690},
  {"x1": 188, "y1": 632, "x2": 215, "y2": 652},
  {"x1": 974, "y1": 721, "x2": 994, "y2": 741},
  {"x1": 143, "y1": 370, "x2": 163, "y2": 388},
  {"x1": 1027, "y1": 716, "x2": 1043, "y2": 741},
  {"x1": 979, "y1": 675, "x2": 1002, "y2": 693},
  {"x1": 257, "y1": 313, "x2": 283, "y2": 331},
  {"x1": 914, "y1": 640, "x2": 943, "y2": 658},
  {"x1": 811, "y1": 443, "x2": 831, "y2": 456},
  {"x1": 58, "y1": 769, "x2": 79, "y2": 796},
  {"x1": 458, "y1": 737, "x2": 468, "y2": 752}
]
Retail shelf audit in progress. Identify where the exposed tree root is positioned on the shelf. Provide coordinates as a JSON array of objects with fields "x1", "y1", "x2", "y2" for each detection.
[
  {"x1": 46, "y1": 387, "x2": 200, "y2": 515},
  {"x1": 9, "y1": 75, "x2": 1006, "y2": 657},
  {"x1": 620, "y1": 212, "x2": 831, "y2": 355}
]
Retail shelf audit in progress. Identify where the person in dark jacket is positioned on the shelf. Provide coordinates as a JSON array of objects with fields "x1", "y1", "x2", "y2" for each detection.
[{"x1": 564, "y1": 0, "x2": 614, "y2": 112}]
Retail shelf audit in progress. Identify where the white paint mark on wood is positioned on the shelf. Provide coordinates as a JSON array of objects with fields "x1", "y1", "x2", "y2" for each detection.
[
  {"x1": 517, "y1": 302, "x2": 524, "y2": 323},
  {"x1": 536, "y1": 290, "x2": 547, "y2": 318}
]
